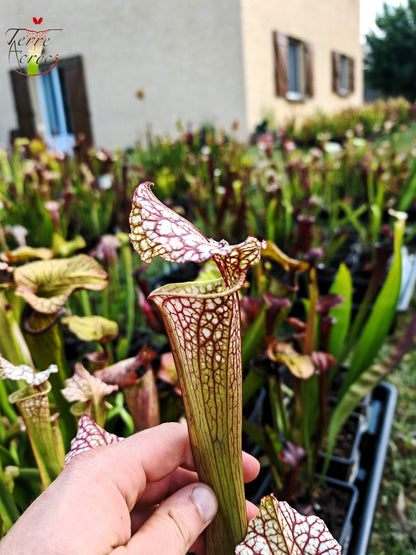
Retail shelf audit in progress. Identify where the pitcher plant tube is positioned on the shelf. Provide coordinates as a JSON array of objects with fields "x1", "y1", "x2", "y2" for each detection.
[
  {"x1": 129, "y1": 182, "x2": 265, "y2": 554},
  {"x1": 0, "y1": 356, "x2": 64, "y2": 489}
]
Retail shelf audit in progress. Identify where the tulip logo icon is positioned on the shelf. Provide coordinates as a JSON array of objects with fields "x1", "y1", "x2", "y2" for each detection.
[{"x1": 6, "y1": 17, "x2": 62, "y2": 76}]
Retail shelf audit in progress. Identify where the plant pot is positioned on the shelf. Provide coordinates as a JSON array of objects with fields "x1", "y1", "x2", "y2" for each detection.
[
  {"x1": 244, "y1": 382, "x2": 396, "y2": 553},
  {"x1": 347, "y1": 381, "x2": 397, "y2": 555},
  {"x1": 319, "y1": 476, "x2": 359, "y2": 554},
  {"x1": 317, "y1": 411, "x2": 368, "y2": 484}
]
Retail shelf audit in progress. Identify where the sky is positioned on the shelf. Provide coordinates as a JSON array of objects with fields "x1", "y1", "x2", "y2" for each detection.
[{"x1": 360, "y1": 0, "x2": 408, "y2": 38}]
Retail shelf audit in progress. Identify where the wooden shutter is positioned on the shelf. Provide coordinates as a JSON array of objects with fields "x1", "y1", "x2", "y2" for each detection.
[
  {"x1": 273, "y1": 31, "x2": 288, "y2": 97},
  {"x1": 58, "y1": 56, "x2": 93, "y2": 145},
  {"x1": 331, "y1": 51, "x2": 340, "y2": 94},
  {"x1": 304, "y1": 42, "x2": 314, "y2": 98},
  {"x1": 348, "y1": 56, "x2": 355, "y2": 93},
  {"x1": 9, "y1": 70, "x2": 36, "y2": 139}
]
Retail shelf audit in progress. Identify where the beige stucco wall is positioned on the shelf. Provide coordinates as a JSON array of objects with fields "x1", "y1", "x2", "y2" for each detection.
[
  {"x1": 0, "y1": 1, "x2": 362, "y2": 149},
  {"x1": 0, "y1": 0, "x2": 247, "y2": 150},
  {"x1": 240, "y1": 0, "x2": 363, "y2": 133}
]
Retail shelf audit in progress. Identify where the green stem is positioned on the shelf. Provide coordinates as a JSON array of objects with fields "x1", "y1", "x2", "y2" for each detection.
[
  {"x1": 101, "y1": 286, "x2": 109, "y2": 319},
  {"x1": 269, "y1": 374, "x2": 290, "y2": 441},
  {"x1": 242, "y1": 305, "x2": 266, "y2": 369},
  {"x1": 0, "y1": 463, "x2": 20, "y2": 532},
  {"x1": 304, "y1": 268, "x2": 318, "y2": 355},
  {"x1": 12, "y1": 141, "x2": 24, "y2": 199},
  {"x1": 79, "y1": 289, "x2": 93, "y2": 317},
  {"x1": 118, "y1": 245, "x2": 136, "y2": 360},
  {"x1": 0, "y1": 380, "x2": 18, "y2": 424},
  {"x1": 0, "y1": 293, "x2": 32, "y2": 368},
  {"x1": 14, "y1": 467, "x2": 41, "y2": 480},
  {"x1": 336, "y1": 272, "x2": 378, "y2": 366}
]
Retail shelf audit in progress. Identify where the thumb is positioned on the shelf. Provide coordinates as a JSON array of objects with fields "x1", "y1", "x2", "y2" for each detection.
[{"x1": 124, "y1": 483, "x2": 218, "y2": 555}]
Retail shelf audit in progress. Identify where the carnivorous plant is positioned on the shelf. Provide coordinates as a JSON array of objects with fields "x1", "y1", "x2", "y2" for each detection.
[
  {"x1": 128, "y1": 182, "x2": 340, "y2": 554},
  {"x1": 129, "y1": 181, "x2": 264, "y2": 553}
]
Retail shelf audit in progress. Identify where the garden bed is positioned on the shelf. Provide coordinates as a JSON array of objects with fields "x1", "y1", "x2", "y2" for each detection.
[{"x1": 245, "y1": 382, "x2": 397, "y2": 553}]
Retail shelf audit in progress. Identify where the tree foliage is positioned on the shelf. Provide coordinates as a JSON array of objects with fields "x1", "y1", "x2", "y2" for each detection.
[{"x1": 365, "y1": 0, "x2": 416, "y2": 100}]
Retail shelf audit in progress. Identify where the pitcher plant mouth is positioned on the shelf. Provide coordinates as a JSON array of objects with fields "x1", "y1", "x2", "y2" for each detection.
[
  {"x1": 0, "y1": 356, "x2": 64, "y2": 488},
  {"x1": 129, "y1": 181, "x2": 264, "y2": 287},
  {"x1": 129, "y1": 181, "x2": 264, "y2": 554}
]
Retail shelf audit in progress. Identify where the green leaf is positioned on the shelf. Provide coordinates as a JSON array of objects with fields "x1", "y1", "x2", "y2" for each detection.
[
  {"x1": 337, "y1": 201, "x2": 367, "y2": 241},
  {"x1": 0, "y1": 292, "x2": 32, "y2": 367},
  {"x1": 0, "y1": 462, "x2": 20, "y2": 532},
  {"x1": 324, "y1": 214, "x2": 405, "y2": 475},
  {"x1": 242, "y1": 419, "x2": 267, "y2": 452},
  {"x1": 398, "y1": 156, "x2": 416, "y2": 212},
  {"x1": 341, "y1": 214, "x2": 405, "y2": 394},
  {"x1": 14, "y1": 254, "x2": 108, "y2": 314},
  {"x1": 1, "y1": 246, "x2": 53, "y2": 263},
  {"x1": 242, "y1": 304, "x2": 267, "y2": 370},
  {"x1": 267, "y1": 340, "x2": 315, "y2": 379},
  {"x1": 328, "y1": 264, "x2": 352, "y2": 359},
  {"x1": 243, "y1": 365, "x2": 267, "y2": 405},
  {"x1": 51, "y1": 234, "x2": 86, "y2": 257},
  {"x1": 261, "y1": 240, "x2": 309, "y2": 273},
  {"x1": 268, "y1": 375, "x2": 290, "y2": 441},
  {"x1": 62, "y1": 315, "x2": 118, "y2": 343}
]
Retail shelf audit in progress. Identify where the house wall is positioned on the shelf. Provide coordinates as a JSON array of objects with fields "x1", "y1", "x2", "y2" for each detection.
[
  {"x1": 0, "y1": 0, "x2": 247, "y2": 150},
  {"x1": 240, "y1": 0, "x2": 363, "y2": 134}
]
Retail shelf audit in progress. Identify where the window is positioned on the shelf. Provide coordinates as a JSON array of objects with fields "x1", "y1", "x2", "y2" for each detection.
[
  {"x1": 9, "y1": 55, "x2": 93, "y2": 147},
  {"x1": 332, "y1": 51, "x2": 355, "y2": 96},
  {"x1": 273, "y1": 31, "x2": 313, "y2": 101},
  {"x1": 288, "y1": 38, "x2": 303, "y2": 98},
  {"x1": 36, "y1": 66, "x2": 75, "y2": 153},
  {"x1": 339, "y1": 55, "x2": 348, "y2": 93}
]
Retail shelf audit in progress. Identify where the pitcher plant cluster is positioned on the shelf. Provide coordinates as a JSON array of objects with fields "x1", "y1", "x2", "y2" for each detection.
[{"x1": 0, "y1": 99, "x2": 415, "y2": 552}]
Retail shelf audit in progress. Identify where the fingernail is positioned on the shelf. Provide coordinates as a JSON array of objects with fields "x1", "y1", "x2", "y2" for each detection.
[{"x1": 191, "y1": 485, "x2": 218, "y2": 523}]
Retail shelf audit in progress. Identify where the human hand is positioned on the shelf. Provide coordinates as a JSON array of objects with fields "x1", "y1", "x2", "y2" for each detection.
[{"x1": 0, "y1": 422, "x2": 260, "y2": 555}]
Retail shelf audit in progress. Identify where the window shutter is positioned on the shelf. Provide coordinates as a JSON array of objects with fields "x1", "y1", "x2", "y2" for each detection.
[
  {"x1": 9, "y1": 70, "x2": 36, "y2": 139},
  {"x1": 331, "y1": 51, "x2": 340, "y2": 94},
  {"x1": 58, "y1": 56, "x2": 93, "y2": 145},
  {"x1": 304, "y1": 42, "x2": 314, "y2": 98},
  {"x1": 273, "y1": 31, "x2": 288, "y2": 97},
  {"x1": 348, "y1": 56, "x2": 355, "y2": 93}
]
